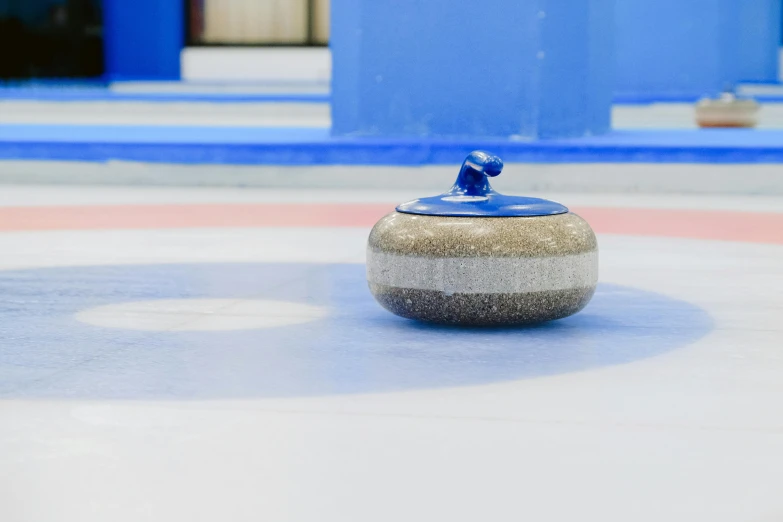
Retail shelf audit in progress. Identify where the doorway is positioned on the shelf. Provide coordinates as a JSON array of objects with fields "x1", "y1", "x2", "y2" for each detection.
[{"x1": 0, "y1": 0, "x2": 103, "y2": 79}]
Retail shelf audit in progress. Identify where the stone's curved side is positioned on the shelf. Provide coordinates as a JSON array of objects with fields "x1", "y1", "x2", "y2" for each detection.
[
  {"x1": 368, "y1": 285, "x2": 596, "y2": 326},
  {"x1": 368, "y1": 212, "x2": 597, "y2": 258},
  {"x1": 367, "y1": 252, "x2": 598, "y2": 294},
  {"x1": 367, "y1": 211, "x2": 599, "y2": 326}
]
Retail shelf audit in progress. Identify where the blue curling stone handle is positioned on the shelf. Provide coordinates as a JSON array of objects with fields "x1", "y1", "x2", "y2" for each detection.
[{"x1": 396, "y1": 151, "x2": 569, "y2": 218}]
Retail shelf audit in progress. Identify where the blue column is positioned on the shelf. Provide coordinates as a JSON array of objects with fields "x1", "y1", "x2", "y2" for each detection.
[
  {"x1": 103, "y1": 0, "x2": 183, "y2": 81},
  {"x1": 615, "y1": 0, "x2": 781, "y2": 101},
  {"x1": 737, "y1": 0, "x2": 782, "y2": 83},
  {"x1": 331, "y1": 0, "x2": 614, "y2": 139}
]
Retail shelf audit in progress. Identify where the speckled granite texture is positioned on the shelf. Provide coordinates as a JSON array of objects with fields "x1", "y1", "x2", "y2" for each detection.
[
  {"x1": 369, "y1": 284, "x2": 596, "y2": 326},
  {"x1": 368, "y1": 212, "x2": 597, "y2": 258},
  {"x1": 367, "y1": 212, "x2": 599, "y2": 326}
]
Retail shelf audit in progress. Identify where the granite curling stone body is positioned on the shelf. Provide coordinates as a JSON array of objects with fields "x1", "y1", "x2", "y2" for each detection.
[
  {"x1": 695, "y1": 91, "x2": 760, "y2": 128},
  {"x1": 367, "y1": 151, "x2": 598, "y2": 326}
]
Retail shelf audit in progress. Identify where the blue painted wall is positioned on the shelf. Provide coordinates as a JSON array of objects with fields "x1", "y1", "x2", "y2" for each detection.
[
  {"x1": 616, "y1": 0, "x2": 781, "y2": 100},
  {"x1": 103, "y1": 0, "x2": 183, "y2": 80},
  {"x1": 331, "y1": 0, "x2": 614, "y2": 139},
  {"x1": 538, "y1": 0, "x2": 614, "y2": 138},
  {"x1": 737, "y1": 0, "x2": 782, "y2": 83}
]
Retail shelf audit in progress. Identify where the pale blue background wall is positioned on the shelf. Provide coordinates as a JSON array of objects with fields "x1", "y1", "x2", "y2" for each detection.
[
  {"x1": 331, "y1": 0, "x2": 615, "y2": 139},
  {"x1": 615, "y1": 0, "x2": 781, "y2": 100}
]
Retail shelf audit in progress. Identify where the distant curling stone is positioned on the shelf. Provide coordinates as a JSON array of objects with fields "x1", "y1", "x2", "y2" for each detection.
[
  {"x1": 366, "y1": 151, "x2": 598, "y2": 326},
  {"x1": 695, "y1": 91, "x2": 759, "y2": 128}
]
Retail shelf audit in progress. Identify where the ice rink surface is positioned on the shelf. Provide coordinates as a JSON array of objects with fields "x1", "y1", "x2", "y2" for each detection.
[
  {"x1": 0, "y1": 184, "x2": 781, "y2": 521},
  {"x1": 3, "y1": 99, "x2": 783, "y2": 129}
]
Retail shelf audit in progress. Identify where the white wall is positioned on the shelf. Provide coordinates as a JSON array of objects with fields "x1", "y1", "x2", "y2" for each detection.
[{"x1": 181, "y1": 47, "x2": 331, "y2": 83}]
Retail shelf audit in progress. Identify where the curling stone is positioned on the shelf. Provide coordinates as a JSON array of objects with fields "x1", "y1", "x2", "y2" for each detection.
[
  {"x1": 695, "y1": 91, "x2": 759, "y2": 128},
  {"x1": 366, "y1": 151, "x2": 598, "y2": 326}
]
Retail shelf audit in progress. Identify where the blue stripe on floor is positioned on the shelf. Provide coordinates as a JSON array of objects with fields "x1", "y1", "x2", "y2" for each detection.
[
  {"x1": 5, "y1": 88, "x2": 783, "y2": 105},
  {"x1": 0, "y1": 125, "x2": 782, "y2": 164}
]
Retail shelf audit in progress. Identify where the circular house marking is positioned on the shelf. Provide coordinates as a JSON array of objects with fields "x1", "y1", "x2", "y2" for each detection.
[{"x1": 75, "y1": 298, "x2": 328, "y2": 332}]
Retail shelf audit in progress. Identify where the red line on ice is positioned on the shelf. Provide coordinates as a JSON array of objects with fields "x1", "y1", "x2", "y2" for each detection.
[{"x1": 0, "y1": 204, "x2": 780, "y2": 245}]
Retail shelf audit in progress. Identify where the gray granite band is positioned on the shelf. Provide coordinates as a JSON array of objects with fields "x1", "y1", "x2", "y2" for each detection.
[
  {"x1": 367, "y1": 250, "x2": 598, "y2": 294},
  {"x1": 369, "y1": 284, "x2": 596, "y2": 325},
  {"x1": 368, "y1": 212, "x2": 597, "y2": 259}
]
